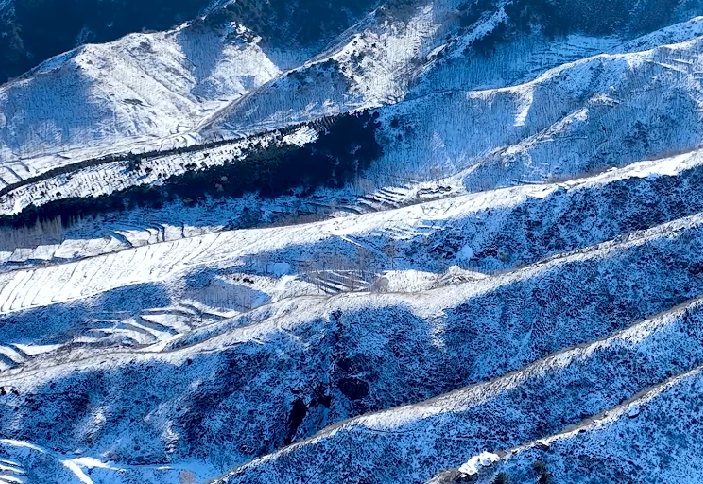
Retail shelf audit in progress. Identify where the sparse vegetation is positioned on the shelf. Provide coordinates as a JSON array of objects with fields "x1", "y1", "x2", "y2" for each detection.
[
  {"x1": 492, "y1": 473, "x2": 509, "y2": 484},
  {"x1": 538, "y1": 473, "x2": 553, "y2": 484},
  {"x1": 459, "y1": 0, "x2": 691, "y2": 59},
  {"x1": 3, "y1": 2, "x2": 703, "y2": 483},
  {"x1": 374, "y1": 0, "x2": 420, "y2": 22},
  {"x1": 531, "y1": 460, "x2": 553, "y2": 484},
  {"x1": 469, "y1": 21, "x2": 510, "y2": 56},
  {"x1": 199, "y1": 0, "x2": 378, "y2": 47},
  {"x1": 532, "y1": 460, "x2": 546, "y2": 474}
]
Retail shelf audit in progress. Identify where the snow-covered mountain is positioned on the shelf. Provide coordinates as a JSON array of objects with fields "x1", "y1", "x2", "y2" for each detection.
[
  {"x1": 0, "y1": 0, "x2": 380, "y2": 162},
  {"x1": 0, "y1": 0, "x2": 217, "y2": 83},
  {"x1": 3, "y1": 1, "x2": 703, "y2": 483},
  {"x1": 0, "y1": 22, "x2": 281, "y2": 162}
]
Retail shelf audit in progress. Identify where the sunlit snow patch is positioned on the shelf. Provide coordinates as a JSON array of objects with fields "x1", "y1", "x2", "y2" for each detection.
[
  {"x1": 11, "y1": 344, "x2": 62, "y2": 356},
  {"x1": 282, "y1": 127, "x2": 319, "y2": 146},
  {"x1": 458, "y1": 451, "x2": 500, "y2": 477}
]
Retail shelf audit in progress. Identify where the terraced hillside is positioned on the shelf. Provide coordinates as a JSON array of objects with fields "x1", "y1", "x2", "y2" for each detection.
[{"x1": 3, "y1": 1, "x2": 703, "y2": 484}]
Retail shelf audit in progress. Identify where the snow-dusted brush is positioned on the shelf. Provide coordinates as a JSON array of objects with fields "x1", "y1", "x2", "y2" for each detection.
[{"x1": 2, "y1": 1, "x2": 703, "y2": 483}]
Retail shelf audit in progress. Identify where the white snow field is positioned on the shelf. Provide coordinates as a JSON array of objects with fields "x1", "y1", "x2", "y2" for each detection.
[
  {"x1": 0, "y1": 20, "x2": 290, "y2": 172},
  {"x1": 3, "y1": 1, "x2": 703, "y2": 483}
]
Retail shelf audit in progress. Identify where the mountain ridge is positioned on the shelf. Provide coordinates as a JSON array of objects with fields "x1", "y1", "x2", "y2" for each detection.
[{"x1": 3, "y1": 2, "x2": 703, "y2": 483}]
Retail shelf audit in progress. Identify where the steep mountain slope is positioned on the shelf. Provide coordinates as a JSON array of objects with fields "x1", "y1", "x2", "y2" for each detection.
[
  {"x1": 0, "y1": 21, "x2": 282, "y2": 163},
  {"x1": 3, "y1": 21, "x2": 703, "y2": 223},
  {"x1": 434, "y1": 363, "x2": 703, "y2": 483},
  {"x1": 0, "y1": 0, "x2": 378, "y2": 84},
  {"x1": 0, "y1": 0, "x2": 380, "y2": 163},
  {"x1": 2, "y1": 149, "x2": 703, "y2": 483},
  {"x1": 4, "y1": 0, "x2": 702, "y2": 172},
  {"x1": 202, "y1": 0, "x2": 703, "y2": 137},
  {"x1": 4, "y1": 2, "x2": 703, "y2": 484},
  {"x1": 377, "y1": 31, "x2": 703, "y2": 188},
  {"x1": 215, "y1": 297, "x2": 703, "y2": 484}
]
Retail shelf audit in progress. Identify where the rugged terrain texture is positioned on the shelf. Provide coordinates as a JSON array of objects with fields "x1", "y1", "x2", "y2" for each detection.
[{"x1": 2, "y1": 1, "x2": 703, "y2": 483}]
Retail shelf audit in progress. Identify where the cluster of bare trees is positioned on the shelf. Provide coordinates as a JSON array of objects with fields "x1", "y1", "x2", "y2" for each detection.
[
  {"x1": 281, "y1": 243, "x2": 396, "y2": 294},
  {"x1": 0, "y1": 213, "x2": 107, "y2": 252},
  {"x1": 0, "y1": 216, "x2": 65, "y2": 251}
]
